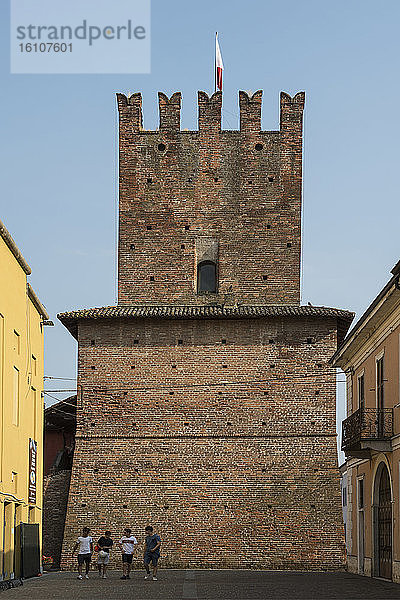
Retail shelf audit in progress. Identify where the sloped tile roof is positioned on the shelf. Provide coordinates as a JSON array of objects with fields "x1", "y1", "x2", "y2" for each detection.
[{"x1": 58, "y1": 304, "x2": 354, "y2": 341}]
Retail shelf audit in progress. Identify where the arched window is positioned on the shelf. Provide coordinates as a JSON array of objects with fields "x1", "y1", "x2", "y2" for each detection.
[{"x1": 197, "y1": 261, "x2": 217, "y2": 293}]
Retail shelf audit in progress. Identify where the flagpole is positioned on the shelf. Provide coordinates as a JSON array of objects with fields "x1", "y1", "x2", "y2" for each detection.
[{"x1": 214, "y1": 32, "x2": 217, "y2": 93}]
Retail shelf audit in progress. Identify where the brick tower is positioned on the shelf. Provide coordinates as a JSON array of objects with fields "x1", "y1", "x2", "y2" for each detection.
[{"x1": 58, "y1": 90, "x2": 353, "y2": 570}]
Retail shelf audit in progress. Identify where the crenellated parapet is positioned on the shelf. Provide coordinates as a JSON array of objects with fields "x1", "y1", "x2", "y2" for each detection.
[
  {"x1": 198, "y1": 91, "x2": 222, "y2": 133},
  {"x1": 116, "y1": 90, "x2": 305, "y2": 134},
  {"x1": 116, "y1": 92, "x2": 143, "y2": 131},
  {"x1": 280, "y1": 91, "x2": 305, "y2": 131},
  {"x1": 158, "y1": 92, "x2": 181, "y2": 132},
  {"x1": 239, "y1": 90, "x2": 263, "y2": 133}
]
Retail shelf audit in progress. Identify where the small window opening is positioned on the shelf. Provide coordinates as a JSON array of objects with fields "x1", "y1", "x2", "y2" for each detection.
[
  {"x1": 255, "y1": 143, "x2": 263, "y2": 151},
  {"x1": 268, "y1": 339, "x2": 275, "y2": 344},
  {"x1": 181, "y1": 244, "x2": 185, "y2": 249},
  {"x1": 158, "y1": 143, "x2": 166, "y2": 152},
  {"x1": 178, "y1": 340, "x2": 183, "y2": 345},
  {"x1": 307, "y1": 337, "x2": 313, "y2": 344},
  {"x1": 266, "y1": 224, "x2": 271, "y2": 229},
  {"x1": 358, "y1": 373, "x2": 365, "y2": 410},
  {"x1": 214, "y1": 177, "x2": 219, "y2": 182},
  {"x1": 134, "y1": 339, "x2": 139, "y2": 345},
  {"x1": 268, "y1": 176, "x2": 274, "y2": 182},
  {"x1": 149, "y1": 276, "x2": 155, "y2": 281},
  {"x1": 90, "y1": 340, "x2": 95, "y2": 346},
  {"x1": 147, "y1": 177, "x2": 152, "y2": 184},
  {"x1": 287, "y1": 242, "x2": 292, "y2": 248},
  {"x1": 262, "y1": 275, "x2": 268, "y2": 281},
  {"x1": 130, "y1": 243, "x2": 135, "y2": 250},
  {"x1": 184, "y1": 225, "x2": 190, "y2": 231},
  {"x1": 146, "y1": 225, "x2": 152, "y2": 231},
  {"x1": 221, "y1": 339, "x2": 226, "y2": 344},
  {"x1": 197, "y1": 261, "x2": 217, "y2": 294}
]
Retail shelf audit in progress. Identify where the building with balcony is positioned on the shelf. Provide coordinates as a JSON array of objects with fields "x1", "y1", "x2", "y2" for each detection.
[
  {"x1": 0, "y1": 218, "x2": 48, "y2": 584},
  {"x1": 332, "y1": 260, "x2": 400, "y2": 582}
]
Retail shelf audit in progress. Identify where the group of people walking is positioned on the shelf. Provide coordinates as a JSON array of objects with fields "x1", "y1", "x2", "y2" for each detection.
[{"x1": 72, "y1": 525, "x2": 161, "y2": 581}]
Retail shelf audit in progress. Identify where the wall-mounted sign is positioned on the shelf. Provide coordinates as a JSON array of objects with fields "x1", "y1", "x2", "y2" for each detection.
[{"x1": 28, "y1": 438, "x2": 37, "y2": 504}]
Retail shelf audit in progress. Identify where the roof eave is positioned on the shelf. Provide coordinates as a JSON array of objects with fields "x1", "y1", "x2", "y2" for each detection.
[
  {"x1": 331, "y1": 274, "x2": 400, "y2": 368},
  {"x1": 58, "y1": 304, "x2": 354, "y2": 342},
  {"x1": 0, "y1": 218, "x2": 32, "y2": 275},
  {"x1": 27, "y1": 283, "x2": 49, "y2": 320}
]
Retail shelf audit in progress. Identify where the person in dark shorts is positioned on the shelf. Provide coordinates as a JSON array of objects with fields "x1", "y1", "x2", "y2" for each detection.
[
  {"x1": 143, "y1": 525, "x2": 161, "y2": 581},
  {"x1": 118, "y1": 528, "x2": 138, "y2": 579},
  {"x1": 97, "y1": 530, "x2": 113, "y2": 578},
  {"x1": 72, "y1": 527, "x2": 93, "y2": 579}
]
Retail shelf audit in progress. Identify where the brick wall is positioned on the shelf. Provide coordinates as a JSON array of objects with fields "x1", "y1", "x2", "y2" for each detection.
[
  {"x1": 58, "y1": 87, "x2": 350, "y2": 571},
  {"x1": 43, "y1": 470, "x2": 72, "y2": 567},
  {"x1": 117, "y1": 91, "x2": 304, "y2": 306},
  {"x1": 60, "y1": 315, "x2": 345, "y2": 570}
]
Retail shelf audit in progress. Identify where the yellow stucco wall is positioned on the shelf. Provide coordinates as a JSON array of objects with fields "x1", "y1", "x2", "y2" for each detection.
[{"x1": 0, "y1": 226, "x2": 45, "y2": 580}]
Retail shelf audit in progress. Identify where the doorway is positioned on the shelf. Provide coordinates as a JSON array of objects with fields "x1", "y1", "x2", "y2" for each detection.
[{"x1": 376, "y1": 464, "x2": 392, "y2": 579}]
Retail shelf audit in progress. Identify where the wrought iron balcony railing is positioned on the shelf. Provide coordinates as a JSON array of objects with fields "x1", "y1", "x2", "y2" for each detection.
[{"x1": 341, "y1": 407, "x2": 393, "y2": 453}]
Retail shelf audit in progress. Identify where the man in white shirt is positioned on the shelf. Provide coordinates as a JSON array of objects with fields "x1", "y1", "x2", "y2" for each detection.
[
  {"x1": 118, "y1": 528, "x2": 138, "y2": 579},
  {"x1": 72, "y1": 527, "x2": 93, "y2": 579}
]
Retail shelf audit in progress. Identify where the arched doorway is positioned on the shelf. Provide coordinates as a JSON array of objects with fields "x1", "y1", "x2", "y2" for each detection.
[{"x1": 375, "y1": 463, "x2": 392, "y2": 579}]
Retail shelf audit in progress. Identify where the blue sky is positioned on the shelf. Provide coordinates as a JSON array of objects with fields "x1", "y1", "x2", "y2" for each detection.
[{"x1": 1, "y1": 1, "x2": 399, "y2": 457}]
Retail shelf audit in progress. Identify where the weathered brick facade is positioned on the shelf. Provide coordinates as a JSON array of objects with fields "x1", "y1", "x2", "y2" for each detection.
[
  {"x1": 58, "y1": 90, "x2": 353, "y2": 570},
  {"x1": 117, "y1": 90, "x2": 303, "y2": 306}
]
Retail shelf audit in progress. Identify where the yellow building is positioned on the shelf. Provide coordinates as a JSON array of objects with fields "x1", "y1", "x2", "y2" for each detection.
[{"x1": 0, "y1": 218, "x2": 48, "y2": 582}]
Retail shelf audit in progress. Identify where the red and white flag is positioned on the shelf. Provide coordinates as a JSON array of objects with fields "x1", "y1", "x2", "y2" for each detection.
[{"x1": 215, "y1": 33, "x2": 224, "y2": 91}]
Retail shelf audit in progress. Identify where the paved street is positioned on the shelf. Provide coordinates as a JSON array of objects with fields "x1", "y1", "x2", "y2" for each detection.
[{"x1": 3, "y1": 570, "x2": 400, "y2": 599}]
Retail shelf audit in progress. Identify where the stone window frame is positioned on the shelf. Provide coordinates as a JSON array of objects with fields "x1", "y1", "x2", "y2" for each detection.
[
  {"x1": 357, "y1": 369, "x2": 365, "y2": 411},
  {"x1": 375, "y1": 349, "x2": 385, "y2": 411},
  {"x1": 194, "y1": 238, "x2": 219, "y2": 295}
]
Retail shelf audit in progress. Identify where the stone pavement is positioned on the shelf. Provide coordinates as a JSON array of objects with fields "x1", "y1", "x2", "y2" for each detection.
[{"x1": 3, "y1": 570, "x2": 400, "y2": 599}]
